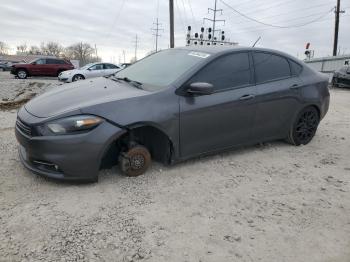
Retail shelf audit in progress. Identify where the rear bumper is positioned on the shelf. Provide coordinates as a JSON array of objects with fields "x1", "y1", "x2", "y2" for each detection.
[{"x1": 15, "y1": 116, "x2": 126, "y2": 182}]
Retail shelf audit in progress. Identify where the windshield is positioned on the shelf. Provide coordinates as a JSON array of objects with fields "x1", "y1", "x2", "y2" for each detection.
[{"x1": 115, "y1": 49, "x2": 211, "y2": 91}]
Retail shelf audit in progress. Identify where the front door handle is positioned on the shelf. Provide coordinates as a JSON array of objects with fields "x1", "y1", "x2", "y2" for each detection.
[
  {"x1": 290, "y1": 84, "x2": 299, "y2": 90},
  {"x1": 239, "y1": 94, "x2": 255, "y2": 101}
]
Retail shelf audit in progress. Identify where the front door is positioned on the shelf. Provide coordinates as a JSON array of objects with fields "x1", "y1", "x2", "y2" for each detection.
[
  {"x1": 179, "y1": 52, "x2": 257, "y2": 158},
  {"x1": 31, "y1": 58, "x2": 48, "y2": 76},
  {"x1": 88, "y1": 63, "x2": 106, "y2": 78}
]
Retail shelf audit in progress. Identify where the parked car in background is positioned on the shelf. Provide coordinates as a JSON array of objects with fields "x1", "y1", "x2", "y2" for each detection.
[
  {"x1": 120, "y1": 63, "x2": 132, "y2": 69},
  {"x1": 58, "y1": 62, "x2": 121, "y2": 82},
  {"x1": 332, "y1": 66, "x2": 350, "y2": 87},
  {"x1": 0, "y1": 62, "x2": 7, "y2": 71},
  {"x1": 11, "y1": 58, "x2": 74, "y2": 79},
  {"x1": 16, "y1": 47, "x2": 330, "y2": 182}
]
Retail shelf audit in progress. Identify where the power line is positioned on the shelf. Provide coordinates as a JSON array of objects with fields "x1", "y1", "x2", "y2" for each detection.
[
  {"x1": 187, "y1": 0, "x2": 198, "y2": 27},
  {"x1": 232, "y1": 14, "x2": 349, "y2": 34},
  {"x1": 220, "y1": 0, "x2": 334, "y2": 29},
  {"x1": 175, "y1": 0, "x2": 186, "y2": 32},
  {"x1": 229, "y1": 9, "x2": 337, "y2": 32},
  {"x1": 106, "y1": 0, "x2": 126, "y2": 38},
  {"x1": 232, "y1": 2, "x2": 335, "y2": 25}
]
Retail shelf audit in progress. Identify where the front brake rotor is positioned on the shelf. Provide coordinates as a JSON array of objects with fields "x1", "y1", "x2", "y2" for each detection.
[{"x1": 119, "y1": 145, "x2": 151, "y2": 176}]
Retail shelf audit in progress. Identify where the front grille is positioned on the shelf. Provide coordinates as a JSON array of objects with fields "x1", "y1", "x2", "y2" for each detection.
[{"x1": 16, "y1": 118, "x2": 32, "y2": 136}]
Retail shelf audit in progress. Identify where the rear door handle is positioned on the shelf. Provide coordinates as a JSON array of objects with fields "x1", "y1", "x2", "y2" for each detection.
[
  {"x1": 239, "y1": 94, "x2": 255, "y2": 101},
  {"x1": 290, "y1": 84, "x2": 299, "y2": 90}
]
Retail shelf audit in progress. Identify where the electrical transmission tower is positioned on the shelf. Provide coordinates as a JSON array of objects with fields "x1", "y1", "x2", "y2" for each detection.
[
  {"x1": 204, "y1": 0, "x2": 225, "y2": 41},
  {"x1": 151, "y1": 18, "x2": 164, "y2": 52}
]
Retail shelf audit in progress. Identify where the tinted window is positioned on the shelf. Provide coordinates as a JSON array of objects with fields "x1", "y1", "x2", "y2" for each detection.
[
  {"x1": 47, "y1": 59, "x2": 59, "y2": 64},
  {"x1": 56, "y1": 59, "x2": 66, "y2": 64},
  {"x1": 253, "y1": 52, "x2": 291, "y2": 83},
  {"x1": 89, "y1": 64, "x2": 104, "y2": 70},
  {"x1": 190, "y1": 52, "x2": 251, "y2": 91},
  {"x1": 105, "y1": 64, "x2": 119, "y2": 69},
  {"x1": 290, "y1": 60, "x2": 303, "y2": 76}
]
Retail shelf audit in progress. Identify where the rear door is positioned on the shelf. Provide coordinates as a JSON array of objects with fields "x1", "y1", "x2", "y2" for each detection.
[
  {"x1": 179, "y1": 52, "x2": 257, "y2": 158},
  {"x1": 46, "y1": 59, "x2": 61, "y2": 76},
  {"x1": 252, "y1": 51, "x2": 303, "y2": 140}
]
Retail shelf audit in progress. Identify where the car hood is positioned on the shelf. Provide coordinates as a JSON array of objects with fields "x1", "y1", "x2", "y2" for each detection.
[
  {"x1": 60, "y1": 68, "x2": 82, "y2": 75},
  {"x1": 25, "y1": 77, "x2": 149, "y2": 118}
]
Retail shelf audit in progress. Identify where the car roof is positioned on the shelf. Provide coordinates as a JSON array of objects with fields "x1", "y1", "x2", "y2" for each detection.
[{"x1": 176, "y1": 45, "x2": 300, "y2": 62}]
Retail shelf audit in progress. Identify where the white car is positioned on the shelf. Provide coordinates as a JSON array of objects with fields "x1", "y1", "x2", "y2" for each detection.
[{"x1": 58, "y1": 62, "x2": 121, "y2": 82}]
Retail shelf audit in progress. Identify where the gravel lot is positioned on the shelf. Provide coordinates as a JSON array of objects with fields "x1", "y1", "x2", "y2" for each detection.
[{"x1": 1, "y1": 71, "x2": 350, "y2": 262}]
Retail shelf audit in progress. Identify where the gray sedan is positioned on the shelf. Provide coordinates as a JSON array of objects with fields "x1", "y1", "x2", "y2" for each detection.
[{"x1": 15, "y1": 46, "x2": 330, "y2": 182}]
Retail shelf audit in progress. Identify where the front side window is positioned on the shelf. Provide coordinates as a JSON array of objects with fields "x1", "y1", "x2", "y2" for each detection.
[
  {"x1": 35, "y1": 59, "x2": 46, "y2": 65},
  {"x1": 253, "y1": 52, "x2": 291, "y2": 83},
  {"x1": 89, "y1": 64, "x2": 104, "y2": 70},
  {"x1": 189, "y1": 52, "x2": 251, "y2": 91}
]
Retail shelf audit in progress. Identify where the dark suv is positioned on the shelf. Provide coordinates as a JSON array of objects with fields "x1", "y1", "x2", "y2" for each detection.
[{"x1": 11, "y1": 58, "x2": 74, "y2": 79}]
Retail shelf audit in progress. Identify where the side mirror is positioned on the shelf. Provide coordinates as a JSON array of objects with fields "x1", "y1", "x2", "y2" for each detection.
[
  {"x1": 32, "y1": 62, "x2": 36, "y2": 65},
  {"x1": 187, "y1": 82, "x2": 214, "y2": 95},
  {"x1": 87, "y1": 68, "x2": 91, "y2": 71}
]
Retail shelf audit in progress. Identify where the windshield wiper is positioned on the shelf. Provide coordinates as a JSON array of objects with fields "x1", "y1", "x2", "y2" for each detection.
[{"x1": 115, "y1": 77, "x2": 143, "y2": 89}]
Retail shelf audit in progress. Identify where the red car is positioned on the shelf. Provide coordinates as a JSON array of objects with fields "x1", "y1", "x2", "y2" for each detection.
[{"x1": 11, "y1": 58, "x2": 74, "y2": 79}]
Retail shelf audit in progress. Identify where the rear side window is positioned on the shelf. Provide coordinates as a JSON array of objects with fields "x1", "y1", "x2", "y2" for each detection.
[
  {"x1": 104, "y1": 64, "x2": 119, "y2": 69},
  {"x1": 190, "y1": 52, "x2": 251, "y2": 91},
  {"x1": 47, "y1": 59, "x2": 62, "y2": 64},
  {"x1": 253, "y1": 52, "x2": 291, "y2": 83},
  {"x1": 289, "y1": 60, "x2": 303, "y2": 76}
]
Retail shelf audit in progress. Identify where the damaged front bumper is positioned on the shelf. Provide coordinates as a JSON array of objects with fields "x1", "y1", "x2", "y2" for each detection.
[{"x1": 15, "y1": 109, "x2": 126, "y2": 181}]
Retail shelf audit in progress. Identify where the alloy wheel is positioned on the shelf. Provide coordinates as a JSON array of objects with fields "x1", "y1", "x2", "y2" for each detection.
[{"x1": 294, "y1": 109, "x2": 319, "y2": 145}]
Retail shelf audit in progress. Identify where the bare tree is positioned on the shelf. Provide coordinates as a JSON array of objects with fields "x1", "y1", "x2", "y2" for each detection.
[
  {"x1": 40, "y1": 42, "x2": 63, "y2": 57},
  {"x1": 16, "y1": 43, "x2": 28, "y2": 54},
  {"x1": 28, "y1": 45, "x2": 42, "y2": 55},
  {"x1": 0, "y1": 41, "x2": 9, "y2": 55},
  {"x1": 65, "y1": 42, "x2": 99, "y2": 65}
]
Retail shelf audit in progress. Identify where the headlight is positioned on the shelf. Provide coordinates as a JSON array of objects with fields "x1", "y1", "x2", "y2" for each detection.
[{"x1": 37, "y1": 115, "x2": 103, "y2": 136}]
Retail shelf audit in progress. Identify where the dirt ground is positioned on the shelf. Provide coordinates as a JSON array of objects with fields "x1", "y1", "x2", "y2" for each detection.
[{"x1": 0, "y1": 71, "x2": 350, "y2": 262}]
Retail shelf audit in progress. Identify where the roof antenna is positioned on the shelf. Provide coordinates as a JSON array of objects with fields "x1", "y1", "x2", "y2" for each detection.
[{"x1": 252, "y1": 36, "x2": 261, "y2": 47}]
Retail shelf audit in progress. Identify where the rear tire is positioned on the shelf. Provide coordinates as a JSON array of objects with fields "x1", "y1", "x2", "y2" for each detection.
[
  {"x1": 118, "y1": 145, "x2": 151, "y2": 177},
  {"x1": 17, "y1": 69, "x2": 27, "y2": 79},
  {"x1": 72, "y1": 74, "x2": 85, "y2": 82},
  {"x1": 287, "y1": 106, "x2": 320, "y2": 146}
]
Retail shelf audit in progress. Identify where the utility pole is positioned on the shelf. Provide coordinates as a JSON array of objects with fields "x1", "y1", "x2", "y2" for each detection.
[
  {"x1": 94, "y1": 44, "x2": 98, "y2": 58},
  {"x1": 333, "y1": 0, "x2": 345, "y2": 56},
  {"x1": 134, "y1": 34, "x2": 138, "y2": 61},
  {"x1": 204, "y1": 0, "x2": 225, "y2": 41},
  {"x1": 122, "y1": 50, "x2": 126, "y2": 63},
  {"x1": 169, "y1": 0, "x2": 175, "y2": 48},
  {"x1": 151, "y1": 18, "x2": 164, "y2": 52}
]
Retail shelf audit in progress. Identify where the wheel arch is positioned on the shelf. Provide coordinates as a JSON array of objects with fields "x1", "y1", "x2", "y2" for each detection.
[{"x1": 99, "y1": 122, "x2": 175, "y2": 169}]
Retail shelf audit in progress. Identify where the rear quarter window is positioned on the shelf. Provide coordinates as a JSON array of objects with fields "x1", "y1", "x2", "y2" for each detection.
[{"x1": 289, "y1": 60, "x2": 303, "y2": 76}]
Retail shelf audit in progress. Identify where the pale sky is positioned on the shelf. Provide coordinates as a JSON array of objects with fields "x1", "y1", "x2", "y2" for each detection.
[{"x1": 0, "y1": 0, "x2": 349, "y2": 62}]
